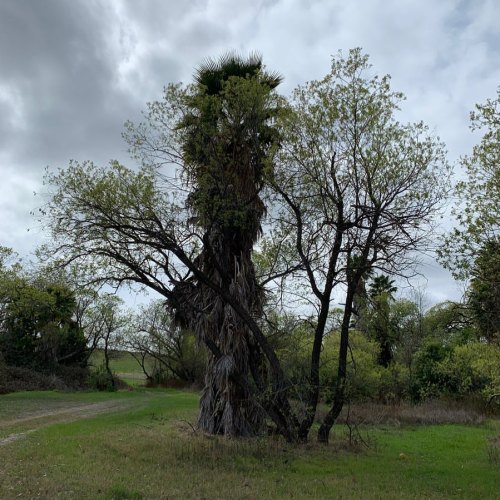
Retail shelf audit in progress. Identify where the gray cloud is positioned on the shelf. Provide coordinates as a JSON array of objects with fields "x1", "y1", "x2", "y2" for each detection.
[
  {"x1": 0, "y1": 0, "x2": 498, "y2": 303},
  {"x1": 0, "y1": 1, "x2": 126, "y2": 166}
]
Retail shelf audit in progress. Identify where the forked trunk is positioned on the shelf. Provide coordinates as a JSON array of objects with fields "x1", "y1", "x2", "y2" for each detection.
[{"x1": 318, "y1": 283, "x2": 355, "y2": 443}]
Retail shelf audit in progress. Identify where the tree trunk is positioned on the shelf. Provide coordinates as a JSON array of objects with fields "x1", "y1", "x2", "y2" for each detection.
[
  {"x1": 103, "y1": 333, "x2": 115, "y2": 390},
  {"x1": 297, "y1": 298, "x2": 331, "y2": 442},
  {"x1": 174, "y1": 245, "x2": 266, "y2": 437},
  {"x1": 317, "y1": 284, "x2": 355, "y2": 443}
]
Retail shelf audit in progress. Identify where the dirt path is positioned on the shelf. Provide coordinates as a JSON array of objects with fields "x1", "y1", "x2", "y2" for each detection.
[
  {"x1": 0, "y1": 430, "x2": 34, "y2": 446},
  {"x1": 0, "y1": 399, "x2": 133, "y2": 446}
]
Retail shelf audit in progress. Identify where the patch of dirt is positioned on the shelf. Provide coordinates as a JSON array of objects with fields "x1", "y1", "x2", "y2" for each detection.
[
  {"x1": 0, "y1": 400, "x2": 132, "y2": 446},
  {"x1": 0, "y1": 430, "x2": 34, "y2": 446}
]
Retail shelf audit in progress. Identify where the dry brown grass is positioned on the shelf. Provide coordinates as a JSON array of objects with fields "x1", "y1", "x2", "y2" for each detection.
[{"x1": 315, "y1": 399, "x2": 492, "y2": 426}]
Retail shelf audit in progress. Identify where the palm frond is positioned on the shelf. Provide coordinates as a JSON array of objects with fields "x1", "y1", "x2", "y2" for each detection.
[{"x1": 194, "y1": 51, "x2": 282, "y2": 95}]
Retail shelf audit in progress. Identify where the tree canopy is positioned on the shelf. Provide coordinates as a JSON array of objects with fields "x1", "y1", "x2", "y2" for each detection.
[{"x1": 439, "y1": 87, "x2": 500, "y2": 278}]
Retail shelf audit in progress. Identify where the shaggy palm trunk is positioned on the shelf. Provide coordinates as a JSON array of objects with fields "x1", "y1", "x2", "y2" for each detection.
[
  {"x1": 173, "y1": 227, "x2": 265, "y2": 436},
  {"x1": 197, "y1": 244, "x2": 265, "y2": 436}
]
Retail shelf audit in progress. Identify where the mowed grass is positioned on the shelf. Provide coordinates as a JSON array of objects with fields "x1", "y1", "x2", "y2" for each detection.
[{"x1": 0, "y1": 389, "x2": 498, "y2": 499}]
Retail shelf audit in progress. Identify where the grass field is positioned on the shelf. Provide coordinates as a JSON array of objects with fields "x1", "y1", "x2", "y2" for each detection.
[
  {"x1": 0, "y1": 389, "x2": 498, "y2": 499},
  {"x1": 89, "y1": 350, "x2": 151, "y2": 386}
]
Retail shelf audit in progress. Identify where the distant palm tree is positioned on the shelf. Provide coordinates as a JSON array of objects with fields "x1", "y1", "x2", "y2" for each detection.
[
  {"x1": 172, "y1": 53, "x2": 282, "y2": 436},
  {"x1": 369, "y1": 275, "x2": 397, "y2": 300},
  {"x1": 369, "y1": 275, "x2": 397, "y2": 367}
]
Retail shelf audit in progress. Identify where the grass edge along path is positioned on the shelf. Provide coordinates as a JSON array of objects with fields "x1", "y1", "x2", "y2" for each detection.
[{"x1": 0, "y1": 389, "x2": 498, "y2": 499}]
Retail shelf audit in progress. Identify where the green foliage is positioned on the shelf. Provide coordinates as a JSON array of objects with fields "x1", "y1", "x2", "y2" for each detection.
[
  {"x1": 411, "y1": 340, "x2": 500, "y2": 401},
  {"x1": 439, "y1": 87, "x2": 500, "y2": 278},
  {"x1": 272, "y1": 319, "x2": 411, "y2": 405},
  {"x1": 88, "y1": 362, "x2": 117, "y2": 392},
  {"x1": 422, "y1": 301, "x2": 475, "y2": 345},
  {"x1": 412, "y1": 341, "x2": 453, "y2": 400},
  {"x1": 179, "y1": 69, "x2": 281, "y2": 236},
  {"x1": 194, "y1": 51, "x2": 282, "y2": 96},
  {"x1": 438, "y1": 342, "x2": 500, "y2": 399},
  {"x1": 172, "y1": 331, "x2": 205, "y2": 384},
  {"x1": 366, "y1": 275, "x2": 398, "y2": 367},
  {"x1": 271, "y1": 317, "x2": 315, "y2": 399},
  {"x1": 147, "y1": 364, "x2": 171, "y2": 387},
  {"x1": 0, "y1": 265, "x2": 87, "y2": 372},
  {"x1": 467, "y1": 239, "x2": 500, "y2": 343},
  {"x1": 320, "y1": 331, "x2": 410, "y2": 403},
  {"x1": 389, "y1": 298, "x2": 423, "y2": 368}
]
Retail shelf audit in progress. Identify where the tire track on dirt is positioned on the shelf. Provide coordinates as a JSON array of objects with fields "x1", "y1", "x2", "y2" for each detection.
[{"x1": 0, "y1": 399, "x2": 133, "y2": 446}]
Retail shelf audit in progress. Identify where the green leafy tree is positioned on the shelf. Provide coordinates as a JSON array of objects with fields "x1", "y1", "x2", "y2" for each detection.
[
  {"x1": 0, "y1": 267, "x2": 86, "y2": 371},
  {"x1": 268, "y1": 48, "x2": 449, "y2": 442},
  {"x1": 439, "y1": 88, "x2": 499, "y2": 277},
  {"x1": 467, "y1": 239, "x2": 499, "y2": 343},
  {"x1": 438, "y1": 89, "x2": 499, "y2": 345}
]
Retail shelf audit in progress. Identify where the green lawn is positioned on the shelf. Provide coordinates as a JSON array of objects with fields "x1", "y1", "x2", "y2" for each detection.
[{"x1": 0, "y1": 389, "x2": 498, "y2": 499}]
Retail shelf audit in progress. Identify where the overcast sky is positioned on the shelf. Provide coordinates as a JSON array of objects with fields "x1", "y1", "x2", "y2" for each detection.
[{"x1": 0, "y1": 0, "x2": 498, "y2": 305}]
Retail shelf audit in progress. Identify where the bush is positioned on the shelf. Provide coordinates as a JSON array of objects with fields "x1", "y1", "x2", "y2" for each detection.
[
  {"x1": 146, "y1": 364, "x2": 171, "y2": 387},
  {"x1": 275, "y1": 328, "x2": 413, "y2": 405},
  {"x1": 275, "y1": 331, "x2": 314, "y2": 400},
  {"x1": 378, "y1": 362, "x2": 411, "y2": 403},
  {"x1": 0, "y1": 365, "x2": 68, "y2": 394},
  {"x1": 54, "y1": 364, "x2": 89, "y2": 389},
  {"x1": 88, "y1": 363, "x2": 116, "y2": 391},
  {"x1": 411, "y1": 341, "x2": 500, "y2": 403},
  {"x1": 320, "y1": 331, "x2": 409, "y2": 403},
  {"x1": 439, "y1": 342, "x2": 500, "y2": 400},
  {"x1": 0, "y1": 349, "x2": 90, "y2": 394},
  {"x1": 411, "y1": 341, "x2": 452, "y2": 400}
]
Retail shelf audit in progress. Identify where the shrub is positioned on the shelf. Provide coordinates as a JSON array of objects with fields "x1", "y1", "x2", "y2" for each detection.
[
  {"x1": 438, "y1": 342, "x2": 500, "y2": 400},
  {"x1": 378, "y1": 362, "x2": 411, "y2": 403},
  {"x1": 146, "y1": 364, "x2": 171, "y2": 387},
  {"x1": 88, "y1": 363, "x2": 116, "y2": 391},
  {"x1": 411, "y1": 341, "x2": 452, "y2": 400},
  {"x1": 0, "y1": 365, "x2": 68, "y2": 394},
  {"x1": 320, "y1": 331, "x2": 407, "y2": 403},
  {"x1": 411, "y1": 341, "x2": 500, "y2": 403}
]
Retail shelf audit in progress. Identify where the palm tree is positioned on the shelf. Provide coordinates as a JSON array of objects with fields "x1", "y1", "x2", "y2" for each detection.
[
  {"x1": 369, "y1": 275, "x2": 397, "y2": 299},
  {"x1": 172, "y1": 53, "x2": 282, "y2": 436},
  {"x1": 369, "y1": 275, "x2": 398, "y2": 367}
]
